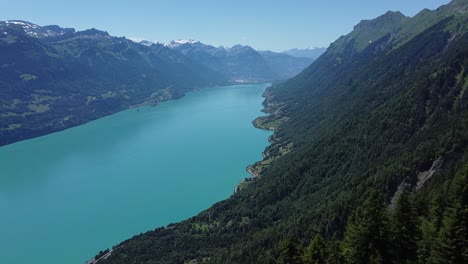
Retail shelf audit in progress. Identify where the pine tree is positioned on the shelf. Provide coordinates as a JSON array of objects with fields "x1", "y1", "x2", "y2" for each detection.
[
  {"x1": 391, "y1": 189, "x2": 420, "y2": 263},
  {"x1": 434, "y1": 166, "x2": 468, "y2": 263},
  {"x1": 327, "y1": 238, "x2": 345, "y2": 264},
  {"x1": 429, "y1": 195, "x2": 445, "y2": 231},
  {"x1": 417, "y1": 195, "x2": 446, "y2": 264},
  {"x1": 417, "y1": 218, "x2": 438, "y2": 264},
  {"x1": 342, "y1": 191, "x2": 390, "y2": 264},
  {"x1": 303, "y1": 234, "x2": 328, "y2": 264},
  {"x1": 279, "y1": 235, "x2": 304, "y2": 264}
]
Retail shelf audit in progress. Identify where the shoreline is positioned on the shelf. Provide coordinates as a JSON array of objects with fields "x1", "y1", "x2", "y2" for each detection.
[
  {"x1": 246, "y1": 165, "x2": 258, "y2": 177},
  {"x1": 234, "y1": 166, "x2": 258, "y2": 194},
  {"x1": 1, "y1": 82, "x2": 271, "y2": 147},
  {"x1": 235, "y1": 88, "x2": 275, "y2": 194}
]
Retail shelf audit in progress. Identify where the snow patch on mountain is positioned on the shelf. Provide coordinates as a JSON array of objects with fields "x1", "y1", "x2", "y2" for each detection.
[
  {"x1": 3, "y1": 20, "x2": 72, "y2": 38},
  {"x1": 173, "y1": 39, "x2": 199, "y2": 44},
  {"x1": 128, "y1": 37, "x2": 156, "y2": 46},
  {"x1": 165, "y1": 39, "x2": 201, "y2": 48}
]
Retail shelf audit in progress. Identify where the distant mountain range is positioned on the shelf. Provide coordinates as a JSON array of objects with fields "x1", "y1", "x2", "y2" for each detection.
[
  {"x1": 0, "y1": 20, "x2": 314, "y2": 146},
  {"x1": 133, "y1": 38, "x2": 317, "y2": 82},
  {"x1": 282, "y1": 47, "x2": 327, "y2": 59},
  {"x1": 165, "y1": 40, "x2": 278, "y2": 82}
]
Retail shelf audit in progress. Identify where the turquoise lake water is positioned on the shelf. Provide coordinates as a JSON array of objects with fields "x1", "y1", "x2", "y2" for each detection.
[{"x1": 0, "y1": 84, "x2": 272, "y2": 264}]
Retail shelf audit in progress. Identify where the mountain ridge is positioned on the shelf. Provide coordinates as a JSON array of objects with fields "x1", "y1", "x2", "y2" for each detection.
[
  {"x1": 281, "y1": 47, "x2": 327, "y2": 59},
  {"x1": 165, "y1": 40, "x2": 314, "y2": 83}
]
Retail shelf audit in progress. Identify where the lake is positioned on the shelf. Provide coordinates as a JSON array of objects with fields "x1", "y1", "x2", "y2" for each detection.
[{"x1": 0, "y1": 84, "x2": 272, "y2": 264}]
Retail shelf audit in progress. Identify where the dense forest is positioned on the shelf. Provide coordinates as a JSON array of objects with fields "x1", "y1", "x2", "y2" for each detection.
[{"x1": 97, "y1": 1, "x2": 468, "y2": 263}]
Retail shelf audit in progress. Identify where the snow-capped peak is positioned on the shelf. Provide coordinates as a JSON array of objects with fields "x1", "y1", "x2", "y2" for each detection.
[
  {"x1": 5, "y1": 20, "x2": 40, "y2": 30},
  {"x1": 173, "y1": 39, "x2": 199, "y2": 44},
  {"x1": 165, "y1": 39, "x2": 200, "y2": 48},
  {"x1": 128, "y1": 37, "x2": 156, "y2": 46},
  {"x1": 5, "y1": 20, "x2": 42, "y2": 37},
  {"x1": 128, "y1": 37, "x2": 145, "y2": 43},
  {"x1": 3, "y1": 20, "x2": 74, "y2": 38}
]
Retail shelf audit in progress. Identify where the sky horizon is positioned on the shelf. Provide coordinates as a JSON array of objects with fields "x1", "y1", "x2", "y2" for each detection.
[{"x1": 0, "y1": 0, "x2": 451, "y2": 51}]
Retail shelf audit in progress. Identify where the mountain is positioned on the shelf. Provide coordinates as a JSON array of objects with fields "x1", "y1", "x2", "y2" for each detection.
[
  {"x1": 0, "y1": 20, "x2": 75, "y2": 38},
  {"x1": 166, "y1": 40, "x2": 314, "y2": 82},
  {"x1": 258, "y1": 51, "x2": 314, "y2": 80},
  {"x1": 96, "y1": 1, "x2": 468, "y2": 263},
  {"x1": 331, "y1": 10, "x2": 409, "y2": 53},
  {"x1": 0, "y1": 21, "x2": 225, "y2": 146},
  {"x1": 282, "y1": 47, "x2": 327, "y2": 59},
  {"x1": 128, "y1": 38, "x2": 155, "y2": 46}
]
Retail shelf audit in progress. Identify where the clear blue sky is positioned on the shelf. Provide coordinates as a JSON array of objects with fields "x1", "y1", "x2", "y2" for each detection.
[{"x1": 0, "y1": 0, "x2": 451, "y2": 51}]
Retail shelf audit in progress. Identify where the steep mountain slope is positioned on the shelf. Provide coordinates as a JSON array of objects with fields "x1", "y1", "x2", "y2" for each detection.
[
  {"x1": 97, "y1": 1, "x2": 468, "y2": 263},
  {"x1": 0, "y1": 22, "x2": 225, "y2": 146}
]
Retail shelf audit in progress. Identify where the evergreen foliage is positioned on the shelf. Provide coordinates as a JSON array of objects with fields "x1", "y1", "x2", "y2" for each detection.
[
  {"x1": 279, "y1": 236, "x2": 304, "y2": 264},
  {"x1": 434, "y1": 166, "x2": 468, "y2": 263},
  {"x1": 303, "y1": 234, "x2": 328, "y2": 264},
  {"x1": 342, "y1": 191, "x2": 390, "y2": 264},
  {"x1": 391, "y1": 190, "x2": 420, "y2": 263}
]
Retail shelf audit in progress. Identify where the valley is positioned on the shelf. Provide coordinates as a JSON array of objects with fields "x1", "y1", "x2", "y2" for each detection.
[
  {"x1": 0, "y1": 21, "x2": 316, "y2": 146},
  {"x1": 1, "y1": 1, "x2": 467, "y2": 263}
]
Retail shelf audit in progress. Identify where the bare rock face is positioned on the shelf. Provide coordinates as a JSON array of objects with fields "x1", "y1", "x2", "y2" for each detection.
[{"x1": 416, "y1": 157, "x2": 444, "y2": 191}]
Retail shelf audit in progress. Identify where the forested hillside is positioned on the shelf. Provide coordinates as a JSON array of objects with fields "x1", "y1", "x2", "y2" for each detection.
[{"x1": 97, "y1": 1, "x2": 468, "y2": 263}]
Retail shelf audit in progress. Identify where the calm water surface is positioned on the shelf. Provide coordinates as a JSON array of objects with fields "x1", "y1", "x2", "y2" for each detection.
[{"x1": 0, "y1": 84, "x2": 272, "y2": 264}]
